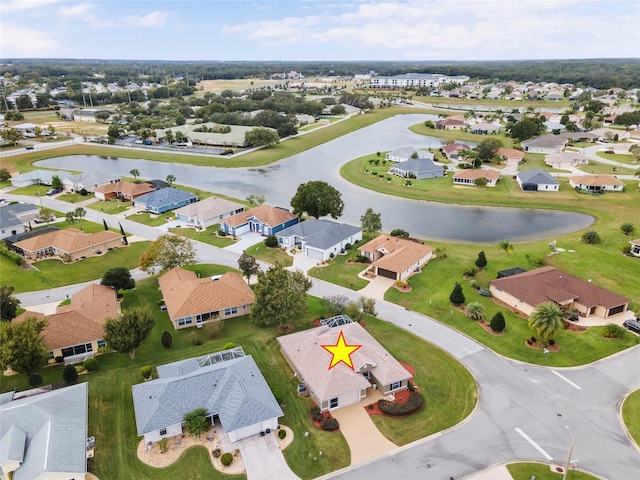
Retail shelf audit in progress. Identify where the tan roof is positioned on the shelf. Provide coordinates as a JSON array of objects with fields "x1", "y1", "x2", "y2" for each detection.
[
  {"x1": 360, "y1": 235, "x2": 433, "y2": 274},
  {"x1": 13, "y1": 228, "x2": 122, "y2": 254},
  {"x1": 173, "y1": 197, "x2": 244, "y2": 221},
  {"x1": 569, "y1": 174, "x2": 625, "y2": 187},
  {"x1": 546, "y1": 151, "x2": 588, "y2": 164},
  {"x1": 277, "y1": 322, "x2": 412, "y2": 403},
  {"x1": 442, "y1": 143, "x2": 470, "y2": 153},
  {"x1": 630, "y1": 238, "x2": 640, "y2": 245},
  {"x1": 95, "y1": 180, "x2": 154, "y2": 197},
  {"x1": 453, "y1": 169, "x2": 501, "y2": 180},
  {"x1": 223, "y1": 205, "x2": 297, "y2": 228},
  {"x1": 158, "y1": 267, "x2": 255, "y2": 320},
  {"x1": 497, "y1": 148, "x2": 525, "y2": 160},
  {"x1": 14, "y1": 284, "x2": 119, "y2": 350},
  {"x1": 490, "y1": 266, "x2": 629, "y2": 310}
]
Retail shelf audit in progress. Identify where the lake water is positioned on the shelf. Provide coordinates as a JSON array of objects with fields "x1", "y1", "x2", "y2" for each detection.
[{"x1": 36, "y1": 114, "x2": 593, "y2": 243}]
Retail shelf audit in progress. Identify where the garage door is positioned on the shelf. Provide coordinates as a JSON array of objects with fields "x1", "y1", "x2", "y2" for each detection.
[
  {"x1": 305, "y1": 247, "x2": 324, "y2": 260},
  {"x1": 377, "y1": 268, "x2": 397, "y2": 280},
  {"x1": 234, "y1": 224, "x2": 250, "y2": 235}
]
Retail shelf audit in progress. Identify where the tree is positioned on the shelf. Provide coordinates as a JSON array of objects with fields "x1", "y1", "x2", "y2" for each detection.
[
  {"x1": 323, "y1": 295, "x2": 350, "y2": 315},
  {"x1": 161, "y1": 330, "x2": 173, "y2": 348},
  {"x1": 119, "y1": 222, "x2": 128, "y2": 245},
  {"x1": 251, "y1": 264, "x2": 313, "y2": 328},
  {"x1": 620, "y1": 223, "x2": 635, "y2": 236},
  {"x1": 129, "y1": 168, "x2": 140, "y2": 181},
  {"x1": 103, "y1": 306, "x2": 155, "y2": 359},
  {"x1": 476, "y1": 138, "x2": 503, "y2": 161},
  {"x1": 108, "y1": 124, "x2": 121, "y2": 139},
  {"x1": 164, "y1": 129, "x2": 175, "y2": 144},
  {"x1": 37, "y1": 207, "x2": 55, "y2": 224},
  {"x1": 73, "y1": 207, "x2": 86, "y2": 228},
  {"x1": 497, "y1": 239, "x2": 514, "y2": 255},
  {"x1": 51, "y1": 175, "x2": 63, "y2": 190},
  {"x1": 291, "y1": 181, "x2": 344, "y2": 219},
  {"x1": 629, "y1": 144, "x2": 640, "y2": 163},
  {"x1": 139, "y1": 234, "x2": 197, "y2": 274},
  {"x1": 103, "y1": 219, "x2": 109, "y2": 231},
  {"x1": 65, "y1": 211, "x2": 76, "y2": 224},
  {"x1": 62, "y1": 364, "x2": 78, "y2": 383},
  {"x1": 95, "y1": 111, "x2": 111, "y2": 123},
  {"x1": 465, "y1": 302, "x2": 486, "y2": 321},
  {"x1": 528, "y1": 302, "x2": 564, "y2": 345},
  {"x1": 449, "y1": 282, "x2": 465, "y2": 305},
  {"x1": 101, "y1": 267, "x2": 135, "y2": 292},
  {"x1": 0, "y1": 128, "x2": 22, "y2": 146},
  {"x1": 582, "y1": 230, "x2": 601, "y2": 244},
  {"x1": 490, "y1": 311, "x2": 506, "y2": 332},
  {"x1": 475, "y1": 251, "x2": 487, "y2": 269},
  {"x1": 245, "y1": 127, "x2": 279, "y2": 147},
  {"x1": 0, "y1": 168, "x2": 11, "y2": 181},
  {"x1": 0, "y1": 317, "x2": 48, "y2": 376},
  {"x1": 238, "y1": 252, "x2": 260, "y2": 284},
  {"x1": 360, "y1": 208, "x2": 382, "y2": 235},
  {"x1": 0, "y1": 286, "x2": 21, "y2": 321},
  {"x1": 183, "y1": 407, "x2": 209, "y2": 439},
  {"x1": 246, "y1": 194, "x2": 265, "y2": 206},
  {"x1": 345, "y1": 296, "x2": 377, "y2": 323},
  {"x1": 166, "y1": 174, "x2": 176, "y2": 186},
  {"x1": 508, "y1": 117, "x2": 545, "y2": 141},
  {"x1": 390, "y1": 229, "x2": 410, "y2": 238}
]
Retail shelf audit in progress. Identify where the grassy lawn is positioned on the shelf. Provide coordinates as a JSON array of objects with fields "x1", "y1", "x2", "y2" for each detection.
[
  {"x1": 596, "y1": 151, "x2": 638, "y2": 165},
  {"x1": 2, "y1": 242, "x2": 150, "y2": 292},
  {"x1": 127, "y1": 211, "x2": 175, "y2": 227},
  {"x1": 87, "y1": 198, "x2": 133, "y2": 215},
  {"x1": 413, "y1": 95, "x2": 572, "y2": 109},
  {"x1": 367, "y1": 317, "x2": 477, "y2": 445},
  {"x1": 172, "y1": 225, "x2": 236, "y2": 248},
  {"x1": 57, "y1": 192, "x2": 92, "y2": 203},
  {"x1": 408, "y1": 122, "x2": 519, "y2": 148},
  {"x1": 575, "y1": 162, "x2": 637, "y2": 175},
  {"x1": 622, "y1": 389, "x2": 640, "y2": 447},
  {"x1": 9, "y1": 184, "x2": 57, "y2": 197},
  {"x1": 245, "y1": 242, "x2": 293, "y2": 267},
  {"x1": 308, "y1": 236, "x2": 373, "y2": 290},
  {"x1": 519, "y1": 153, "x2": 571, "y2": 174},
  {"x1": 507, "y1": 462, "x2": 599, "y2": 480}
]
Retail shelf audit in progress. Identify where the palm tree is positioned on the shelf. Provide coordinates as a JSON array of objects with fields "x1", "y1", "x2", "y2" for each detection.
[
  {"x1": 166, "y1": 174, "x2": 176, "y2": 186},
  {"x1": 528, "y1": 302, "x2": 564, "y2": 345},
  {"x1": 129, "y1": 169, "x2": 140, "y2": 181},
  {"x1": 497, "y1": 239, "x2": 514, "y2": 255},
  {"x1": 465, "y1": 302, "x2": 486, "y2": 321}
]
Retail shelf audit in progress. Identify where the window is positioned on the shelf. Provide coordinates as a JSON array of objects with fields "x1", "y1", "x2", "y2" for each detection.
[
  {"x1": 97, "y1": 340, "x2": 107, "y2": 347},
  {"x1": 224, "y1": 306, "x2": 238, "y2": 316},
  {"x1": 178, "y1": 317, "x2": 193, "y2": 326},
  {"x1": 159, "y1": 428, "x2": 167, "y2": 436},
  {"x1": 390, "y1": 381, "x2": 402, "y2": 391},
  {"x1": 329, "y1": 398, "x2": 338, "y2": 409},
  {"x1": 86, "y1": 343, "x2": 93, "y2": 352}
]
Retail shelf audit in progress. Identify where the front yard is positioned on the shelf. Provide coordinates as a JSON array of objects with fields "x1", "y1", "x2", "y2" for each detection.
[
  {"x1": 245, "y1": 241, "x2": 293, "y2": 267},
  {"x1": 171, "y1": 225, "x2": 236, "y2": 248}
]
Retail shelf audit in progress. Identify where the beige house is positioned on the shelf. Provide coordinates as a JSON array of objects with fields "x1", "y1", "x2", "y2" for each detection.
[
  {"x1": 453, "y1": 169, "x2": 501, "y2": 187},
  {"x1": 630, "y1": 239, "x2": 640, "y2": 257},
  {"x1": 359, "y1": 235, "x2": 434, "y2": 281},
  {"x1": 277, "y1": 320, "x2": 413, "y2": 412},
  {"x1": 569, "y1": 174, "x2": 625, "y2": 192},
  {"x1": 12, "y1": 228, "x2": 124, "y2": 261},
  {"x1": 158, "y1": 267, "x2": 255, "y2": 329},
  {"x1": 14, "y1": 284, "x2": 119, "y2": 362},
  {"x1": 435, "y1": 117, "x2": 466, "y2": 130},
  {"x1": 497, "y1": 147, "x2": 525, "y2": 164},
  {"x1": 545, "y1": 151, "x2": 589, "y2": 169},
  {"x1": 489, "y1": 266, "x2": 630, "y2": 320},
  {"x1": 174, "y1": 197, "x2": 245, "y2": 229},
  {"x1": 94, "y1": 180, "x2": 155, "y2": 201}
]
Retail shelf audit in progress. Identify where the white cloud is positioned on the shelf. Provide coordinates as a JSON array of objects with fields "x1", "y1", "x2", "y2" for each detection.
[
  {"x1": 1, "y1": 0, "x2": 61, "y2": 15},
  {"x1": 124, "y1": 11, "x2": 170, "y2": 28},
  {"x1": 58, "y1": 1, "x2": 95, "y2": 17},
  {"x1": 0, "y1": 23, "x2": 66, "y2": 57}
]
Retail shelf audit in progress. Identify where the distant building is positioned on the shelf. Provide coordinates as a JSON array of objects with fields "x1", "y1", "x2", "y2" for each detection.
[{"x1": 371, "y1": 73, "x2": 469, "y2": 88}]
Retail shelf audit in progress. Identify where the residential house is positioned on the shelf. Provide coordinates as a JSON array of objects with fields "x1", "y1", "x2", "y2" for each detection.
[
  {"x1": 359, "y1": 235, "x2": 434, "y2": 281},
  {"x1": 489, "y1": 266, "x2": 630, "y2": 320},
  {"x1": 589, "y1": 128, "x2": 631, "y2": 142},
  {"x1": 545, "y1": 151, "x2": 589, "y2": 169},
  {"x1": 0, "y1": 203, "x2": 39, "y2": 239},
  {"x1": 521, "y1": 135, "x2": 567, "y2": 154},
  {"x1": 435, "y1": 117, "x2": 466, "y2": 130},
  {"x1": 13, "y1": 284, "x2": 119, "y2": 361},
  {"x1": 277, "y1": 219, "x2": 363, "y2": 261},
  {"x1": 61, "y1": 170, "x2": 121, "y2": 193},
  {"x1": 560, "y1": 132, "x2": 599, "y2": 143},
  {"x1": 132, "y1": 348, "x2": 283, "y2": 444},
  {"x1": 10, "y1": 169, "x2": 71, "y2": 188},
  {"x1": 442, "y1": 143, "x2": 470, "y2": 160},
  {"x1": 174, "y1": 197, "x2": 245, "y2": 229},
  {"x1": 516, "y1": 169, "x2": 560, "y2": 192},
  {"x1": 277, "y1": 319, "x2": 413, "y2": 412},
  {"x1": 385, "y1": 147, "x2": 428, "y2": 163},
  {"x1": 94, "y1": 180, "x2": 155, "y2": 201},
  {"x1": 453, "y1": 169, "x2": 501, "y2": 187},
  {"x1": 12, "y1": 228, "x2": 123, "y2": 261},
  {"x1": 158, "y1": 267, "x2": 255, "y2": 329},
  {"x1": 496, "y1": 147, "x2": 525, "y2": 164},
  {"x1": 220, "y1": 204, "x2": 299, "y2": 237},
  {"x1": 569, "y1": 174, "x2": 625, "y2": 192},
  {"x1": 133, "y1": 187, "x2": 198, "y2": 214},
  {"x1": 629, "y1": 239, "x2": 640, "y2": 257},
  {"x1": 389, "y1": 156, "x2": 445, "y2": 180},
  {"x1": 468, "y1": 122, "x2": 503, "y2": 135},
  {"x1": 11, "y1": 122, "x2": 38, "y2": 137},
  {"x1": 0, "y1": 383, "x2": 88, "y2": 480},
  {"x1": 71, "y1": 109, "x2": 115, "y2": 123}
]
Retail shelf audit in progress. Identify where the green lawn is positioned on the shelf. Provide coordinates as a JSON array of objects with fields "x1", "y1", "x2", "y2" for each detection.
[
  {"x1": 413, "y1": 95, "x2": 572, "y2": 109},
  {"x1": 2, "y1": 242, "x2": 150, "y2": 292},
  {"x1": 245, "y1": 242, "x2": 293, "y2": 267},
  {"x1": 9, "y1": 184, "x2": 57, "y2": 197},
  {"x1": 127, "y1": 211, "x2": 175, "y2": 227},
  {"x1": 86, "y1": 198, "x2": 133, "y2": 215},
  {"x1": 57, "y1": 192, "x2": 93, "y2": 203},
  {"x1": 575, "y1": 161, "x2": 636, "y2": 175},
  {"x1": 507, "y1": 462, "x2": 599, "y2": 480},
  {"x1": 408, "y1": 122, "x2": 519, "y2": 148},
  {"x1": 518, "y1": 153, "x2": 571, "y2": 174},
  {"x1": 596, "y1": 151, "x2": 638, "y2": 165},
  {"x1": 308, "y1": 236, "x2": 373, "y2": 290},
  {"x1": 171, "y1": 225, "x2": 236, "y2": 248},
  {"x1": 622, "y1": 388, "x2": 640, "y2": 447}
]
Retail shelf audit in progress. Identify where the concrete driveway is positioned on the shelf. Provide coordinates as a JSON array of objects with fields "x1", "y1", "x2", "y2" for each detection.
[
  {"x1": 289, "y1": 251, "x2": 321, "y2": 274},
  {"x1": 357, "y1": 276, "x2": 395, "y2": 300},
  {"x1": 330, "y1": 391, "x2": 398, "y2": 466},
  {"x1": 237, "y1": 432, "x2": 299, "y2": 480},
  {"x1": 223, "y1": 232, "x2": 264, "y2": 253}
]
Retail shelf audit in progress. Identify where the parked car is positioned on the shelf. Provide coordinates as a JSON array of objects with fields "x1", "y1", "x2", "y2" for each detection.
[
  {"x1": 623, "y1": 319, "x2": 640, "y2": 334},
  {"x1": 134, "y1": 140, "x2": 143, "y2": 144},
  {"x1": 46, "y1": 188, "x2": 62, "y2": 196},
  {"x1": 25, "y1": 145, "x2": 35, "y2": 150}
]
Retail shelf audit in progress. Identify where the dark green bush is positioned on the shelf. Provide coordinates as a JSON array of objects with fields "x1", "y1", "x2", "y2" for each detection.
[
  {"x1": 490, "y1": 312, "x2": 506, "y2": 332},
  {"x1": 220, "y1": 452, "x2": 233, "y2": 466},
  {"x1": 28, "y1": 374, "x2": 43, "y2": 386},
  {"x1": 264, "y1": 236, "x2": 278, "y2": 248},
  {"x1": 321, "y1": 417, "x2": 339, "y2": 431},
  {"x1": 0, "y1": 246, "x2": 22, "y2": 265},
  {"x1": 83, "y1": 358, "x2": 98, "y2": 372},
  {"x1": 141, "y1": 365, "x2": 152, "y2": 379},
  {"x1": 55, "y1": 356, "x2": 64, "y2": 364},
  {"x1": 310, "y1": 405, "x2": 323, "y2": 423},
  {"x1": 161, "y1": 330, "x2": 173, "y2": 348},
  {"x1": 63, "y1": 364, "x2": 78, "y2": 383},
  {"x1": 377, "y1": 392, "x2": 424, "y2": 416},
  {"x1": 278, "y1": 429, "x2": 286, "y2": 439}
]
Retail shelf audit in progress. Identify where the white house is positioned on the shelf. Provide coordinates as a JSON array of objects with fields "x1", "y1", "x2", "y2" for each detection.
[
  {"x1": 385, "y1": 147, "x2": 429, "y2": 163},
  {"x1": 569, "y1": 174, "x2": 625, "y2": 192},
  {"x1": 516, "y1": 169, "x2": 560, "y2": 192},
  {"x1": 174, "y1": 197, "x2": 245, "y2": 229},
  {"x1": 277, "y1": 219, "x2": 363, "y2": 261},
  {"x1": 545, "y1": 151, "x2": 589, "y2": 169},
  {"x1": 521, "y1": 135, "x2": 567, "y2": 154}
]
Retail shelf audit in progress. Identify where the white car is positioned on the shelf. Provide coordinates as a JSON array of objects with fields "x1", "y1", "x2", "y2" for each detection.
[{"x1": 134, "y1": 140, "x2": 143, "y2": 144}]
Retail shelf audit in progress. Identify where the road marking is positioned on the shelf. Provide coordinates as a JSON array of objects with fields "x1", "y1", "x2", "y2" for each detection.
[
  {"x1": 515, "y1": 427, "x2": 554, "y2": 461},
  {"x1": 551, "y1": 370, "x2": 582, "y2": 390}
]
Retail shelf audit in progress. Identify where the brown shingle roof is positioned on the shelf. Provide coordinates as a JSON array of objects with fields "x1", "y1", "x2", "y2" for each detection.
[
  {"x1": 490, "y1": 266, "x2": 629, "y2": 310},
  {"x1": 360, "y1": 235, "x2": 433, "y2": 274},
  {"x1": 94, "y1": 180, "x2": 154, "y2": 197},
  {"x1": 453, "y1": 169, "x2": 501, "y2": 181},
  {"x1": 497, "y1": 148, "x2": 525, "y2": 160},
  {"x1": 13, "y1": 228, "x2": 122, "y2": 254},
  {"x1": 158, "y1": 267, "x2": 255, "y2": 320},
  {"x1": 223, "y1": 205, "x2": 297, "y2": 228},
  {"x1": 14, "y1": 284, "x2": 119, "y2": 350},
  {"x1": 569, "y1": 174, "x2": 625, "y2": 187},
  {"x1": 442, "y1": 143, "x2": 470, "y2": 153}
]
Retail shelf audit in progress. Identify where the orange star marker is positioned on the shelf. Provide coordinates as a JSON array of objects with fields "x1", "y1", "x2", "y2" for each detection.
[{"x1": 321, "y1": 330, "x2": 362, "y2": 370}]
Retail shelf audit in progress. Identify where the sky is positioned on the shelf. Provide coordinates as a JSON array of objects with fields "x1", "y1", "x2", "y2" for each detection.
[{"x1": 1, "y1": 0, "x2": 639, "y2": 61}]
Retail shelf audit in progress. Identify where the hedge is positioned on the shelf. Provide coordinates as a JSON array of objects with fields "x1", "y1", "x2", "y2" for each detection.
[
  {"x1": 321, "y1": 417, "x2": 339, "y2": 431},
  {"x1": 377, "y1": 392, "x2": 424, "y2": 416},
  {"x1": 0, "y1": 246, "x2": 22, "y2": 265}
]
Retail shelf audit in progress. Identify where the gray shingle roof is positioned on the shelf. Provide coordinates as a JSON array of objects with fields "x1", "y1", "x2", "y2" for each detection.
[
  {"x1": 517, "y1": 169, "x2": 559, "y2": 185},
  {"x1": 132, "y1": 354, "x2": 282, "y2": 437},
  {"x1": 277, "y1": 219, "x2": 362, "y2": 250},
  {"x1": 0, "y1": 383, "x2": 88, "y2": 480},
  {"x1": 10, "y1": 170, "x2": 70, "y2": 185},
  {"x1": 392, "y1": 157, "x2": 444, "y2": 174},
  {"x1": 521, "y1": 135, "x2": 567, "y2": 149},
  {"x1": 134, "y1": 187, "x2": 198, "y2": 209},
  {"x1": 0, "y1": 204, "x2": 38, "y2": 230}
]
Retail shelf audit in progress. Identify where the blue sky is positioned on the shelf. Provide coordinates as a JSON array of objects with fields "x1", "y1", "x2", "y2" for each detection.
[{"x1": 1, "y1": 0, "x2": 639, "y2": 61}]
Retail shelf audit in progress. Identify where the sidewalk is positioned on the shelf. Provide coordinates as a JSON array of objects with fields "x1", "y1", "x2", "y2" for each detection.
[{"x1": 461, "y1": 463, "x2": 512, "y2": 480}]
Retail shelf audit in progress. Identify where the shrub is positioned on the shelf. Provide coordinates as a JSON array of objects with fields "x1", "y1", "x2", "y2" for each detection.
[
  {"x1": 278, "y1": 429, "x2": 287, "y2": 439},
  {"x1": 390, "y1": 229, "x2": 410, "y2": 238},
  {"x1": 28, "y1": 374, "x2": 43, "y2": 386},
  {"x1": 161, "y1": 330, "x2": 173, "y2": 348},
  {"x1": 405, "y1": 180, "x2": 412, "y2": 186},
  {"x1": 310, "y1": 405, "x2": 323, "y2": 423},
  {"x1": 141, "y1": 365, "x2": 152, "y2": 380},
  {"x1": 63, "y1": 364, "x2": 78, "y2": 383},
  {"x1": 212, "y1": 448, "x2": 221, "y2": 458},
  {"x1": 223, "y1": 342, "x2": 235, "y2": 350},
  {"x1": 603, "y1": 323, "x2": 625, "y2": 338},
  {"x1": 469, "y1": 279, "x2": 479, "y2": 289},
  {"x1": 354, "y1": 254, "x2": 370, "y2": 263},
  {"x1": 548, "y1": 339, "x2": 556, "y2": 346},
  {"x1": 0, "y1": 246, "x2": 22, "y2": 265},
  {"x1": 582, "y1": 230, "x2": 601, "y2": 244},
  {"x1": 621, "y1": 223, "x2": 635, "y2": 235},
  {"x1": 478, "y1": 288, "x2": 492, "y2": 297},
  {"x1": 344, "y1": 243, "x2": 352, "y2": 250},
  {"x1": 157, "y1": 438, "x2": 169, "y2": 453},
  {"x1": 377, "y1": 392, "x2": 424, "y2": 416},
  {"x1": 55, "y1": 356, "x2": 64, "y2": 364},
  {"x1": 490, "y1": 311, "x2": 506, "y2": 332},
  {"x1": 530, "y1": 336, "x2": 537, "y2": 343},
  {"x1": 321, "y1": 417, "x2": 340, "y2": 431},
  {"x1": 83, "y1": 358, "x2": 98, "y2": 372},
  {"x1": 79, "y1": 188, "x2": 88, "y2": 196},
  {"x1": 264, "y1": 235, "x2": 278, "y2": 248},
  {"x1": 329, "y1": 252, "x2": 335, "y2": 259},
  {"x1": 464, "y1": 266, "x2": 477, "y2": 277},
  {"x1": 204, "y1": 321, "x2": 223, "y2": 339},
  {"x1": 220, "y1": 452, "x2": 233, "y2": 466},
  {"x1": 449, "y1": 282, "x2": 465, "y2": 305}
]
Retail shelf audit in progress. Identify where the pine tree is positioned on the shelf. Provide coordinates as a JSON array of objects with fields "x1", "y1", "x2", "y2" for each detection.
[
  {"x1": 449, "y1": 282, "x2": 465, "y2": 305},
  {"x1": 119, "y1": 222, "x2": 128, "y2": 245},
  {"x1": 103, "y1": 219, "x2": 109, "y2": 231},
  {"x1": 490, "y1": 311, "x2": 506, "y2": 332},
  {"x1": 475, "y1": 251, "x2": 487, "y2": 269}
]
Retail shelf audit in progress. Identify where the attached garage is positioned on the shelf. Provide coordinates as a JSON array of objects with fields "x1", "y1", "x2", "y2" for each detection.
[
  {"x1": 376, "y1": 268, "x2": 398, "y2": 280},
  {"x1": 234, "y1": 223, "x2": 250, "y2": 235},
  {"x1": 305, "y1": 247, "x2": 324, "y2": 260}
]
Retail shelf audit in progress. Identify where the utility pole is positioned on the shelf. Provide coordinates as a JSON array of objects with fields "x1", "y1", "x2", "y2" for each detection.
[{"x1": 562, "y1": 425, "x2": 575, "y2": 480}]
